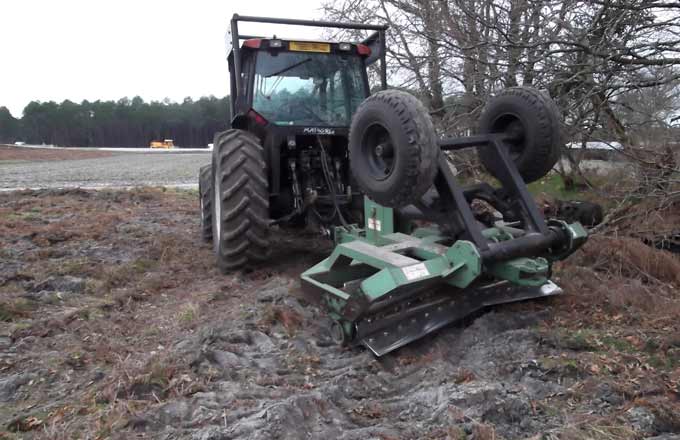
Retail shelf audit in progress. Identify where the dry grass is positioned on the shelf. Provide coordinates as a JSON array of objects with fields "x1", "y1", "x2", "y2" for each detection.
[
  {"x1": 0, "y1": 188, "x2": 221, "y2": 438},
  {"x1": 259, "y1": 304, "x2": 304, "y2": 336},
  {"x1": 178, "y1": 302, "x2": 200, "y2": 325},
  {"x1": 552, "y1": 423, "x2": 637, "y2": 440},
  {"x1": 574, "y1": 235, "x2": 680, "y2": 285},
  {"x1": 555, "y1": 234, "x2": 680, "y2": 323},
  {"x1": 471, "y1": 423, "x2": 497, "y2": 440},
  {"x1": 95, "y1": 351, "x2": 198, "y2": 407},
  {"x1": 540, "y1": 228, "x2": 680, "y2": 437},
  {"x1": 0, "y1": 298, "x2": 35, "y2": 321}
]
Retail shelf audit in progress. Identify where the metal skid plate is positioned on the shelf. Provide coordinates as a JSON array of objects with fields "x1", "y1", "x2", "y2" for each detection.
[{"x1": 358, "y1": 280, "x2": 562, "y2": 356}]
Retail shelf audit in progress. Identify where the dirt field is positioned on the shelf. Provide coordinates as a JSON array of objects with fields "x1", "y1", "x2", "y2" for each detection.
[
  {"x1": 0, "y1": 188, "x2": 679, "y2": 439},
  {"x1": 0, "y1": 146, "x2": 114, "y2": 162},
  {"x1": 0, "y1": 149, "x2": 210, "y2": 190}
]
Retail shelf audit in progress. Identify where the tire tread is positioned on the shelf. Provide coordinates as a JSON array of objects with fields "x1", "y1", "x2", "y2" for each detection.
[
  {"x1": 199, "y1": 165, "x2": 213, "y2": 243},
  {"x1": 478, "y1": 87, "x2": 562, "y2": 183},
  {"x1": 212, "y1": 129, "x2": 269, "y2": 273},
  {"x1": 349, "y1": 90, "x2": 440, "y2": 207}
]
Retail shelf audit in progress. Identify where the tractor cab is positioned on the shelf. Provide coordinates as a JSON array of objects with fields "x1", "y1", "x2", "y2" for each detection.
[
  {"x1": 226, "y1": 15, "x2": 387, "y2": 136},
  {"x1": 246, "y1": 38, "x2": 370, "y2": 129}
]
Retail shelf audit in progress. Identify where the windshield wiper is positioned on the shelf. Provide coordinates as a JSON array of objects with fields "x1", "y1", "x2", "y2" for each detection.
[{"x1": 266, "y1": 58, "x2": 312, "y2": 78}]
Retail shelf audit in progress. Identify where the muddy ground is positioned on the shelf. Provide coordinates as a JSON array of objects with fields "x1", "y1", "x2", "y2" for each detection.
[
  {"x1": 0, "y1": 188, "x2": 679, "y2": 440},
  {"x1": 0, "y1": 146, "x2": 114, "y2": 162}
]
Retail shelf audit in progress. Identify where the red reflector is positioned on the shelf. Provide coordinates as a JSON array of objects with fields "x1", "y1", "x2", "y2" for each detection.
[
  {"x1": 248, "y1": 109, "x2": 268, "y2": 126},
  {"x1": 357, "y1": 44, "x2": 371, "y2": 56},
  {"x1": 243, "y1": 39, "x2": 262, "y2": 49}
]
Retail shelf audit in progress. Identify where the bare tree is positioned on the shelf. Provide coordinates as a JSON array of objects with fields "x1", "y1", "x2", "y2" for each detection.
[{"x1": 324, "y1": 0, "x2": 680, "y2": 186}]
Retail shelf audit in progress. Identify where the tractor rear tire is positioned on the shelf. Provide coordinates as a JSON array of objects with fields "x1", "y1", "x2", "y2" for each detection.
[
  {"x1": 349, "y1": 90, "x2": 440, "y2": 208},
  {"x1": 211, "y1": 129, "x2": 270, "y2": 273},
  {"x1": 478, "y1": 87, "x2": 562, "y2": 183},
  {"x1": 199, "y1": 165, "x2": 213, "y2": 243}
]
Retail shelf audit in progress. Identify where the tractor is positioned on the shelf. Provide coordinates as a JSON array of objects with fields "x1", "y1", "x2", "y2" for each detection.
[{"x1": 198, "y1": 15, "x2": 587, "y2": 356}]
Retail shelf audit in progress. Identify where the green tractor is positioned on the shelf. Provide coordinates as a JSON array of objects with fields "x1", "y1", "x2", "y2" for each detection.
[{"x1": 199, "y1": 14, "x2": 587, "y2": 356}]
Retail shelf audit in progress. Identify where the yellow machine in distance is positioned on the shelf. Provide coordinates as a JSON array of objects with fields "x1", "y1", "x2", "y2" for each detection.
[{"x1": 150, "y1": 139, "x2": 174, "y2": 149}]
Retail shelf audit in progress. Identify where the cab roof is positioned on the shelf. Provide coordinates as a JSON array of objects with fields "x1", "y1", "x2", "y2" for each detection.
[{"x1": 239, "y1": 38, "x2": 371, "y2": 57}]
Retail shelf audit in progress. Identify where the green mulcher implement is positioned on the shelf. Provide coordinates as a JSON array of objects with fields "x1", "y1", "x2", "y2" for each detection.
[{"x1": 199, "y1": 14, "x2": 587, "y2": 357}]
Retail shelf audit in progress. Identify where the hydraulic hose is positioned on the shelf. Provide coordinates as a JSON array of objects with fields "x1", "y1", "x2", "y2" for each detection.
[{"x1": 317, "y1": 137, "x2": 350, "y2": 228}]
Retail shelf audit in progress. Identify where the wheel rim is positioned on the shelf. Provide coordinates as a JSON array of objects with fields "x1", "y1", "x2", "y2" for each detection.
[
  {"x1": 489, "y1": 113, "x2": 526, "y2": 161},
  {"x1": 360, "y1": 123, "x2": 396, "y2": 181},
  {"x1": 213, "y1": 170, "x2": 221, "y2": 252}
]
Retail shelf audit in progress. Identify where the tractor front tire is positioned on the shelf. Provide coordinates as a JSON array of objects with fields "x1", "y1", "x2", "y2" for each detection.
[
  {"x1": 212, "y1": 130, "x2": 269, "y2": 273},
  {"x1": 478, "y1": 87, "x2": 562, "y2": 183},
  {"x1": 199, "y1": 165, "x2": 213, "y2": 243},
  {"x1": 349, "y1": 90, "x2": 440, "y2": 208}
]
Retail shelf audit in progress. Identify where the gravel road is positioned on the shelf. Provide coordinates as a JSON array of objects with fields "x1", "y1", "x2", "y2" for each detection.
[{"x1": 0, "y1": 152, "x2": 211, "y2": 190}]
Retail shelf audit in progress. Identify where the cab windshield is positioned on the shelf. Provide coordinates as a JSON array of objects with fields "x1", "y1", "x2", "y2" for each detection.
[{"x1": 253, "y1": 51, "x2": 367, "y2": 127}]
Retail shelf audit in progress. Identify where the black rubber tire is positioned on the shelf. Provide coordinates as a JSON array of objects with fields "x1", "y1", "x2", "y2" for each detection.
[
  {"x1": 198, "y1": 165, "x2": 213, "y2": 243},
  {"x1": 211, "y1": 129, "x2": 269, "y2": 272},
  {"x1": 478, "y1": 87, "x2": 562, "y2": 183},
  {"x1": 349, "y1": 90, "x2": 440, "y2": 208}
]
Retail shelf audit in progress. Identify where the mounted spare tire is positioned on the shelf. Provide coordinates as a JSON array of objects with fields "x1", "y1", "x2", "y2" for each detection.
[
  {"x1": 477, "y1": 87, "x2": 562, "y2": 183},
  {"x1": 349, "y1": 90, "x2": 440, "y2": 208},
  {"x1": 198, "y1": 164, "x2": 213, "y2": 243},
  {"x1": 212, "y1": 129, "x2": 269, "y2": 273}
]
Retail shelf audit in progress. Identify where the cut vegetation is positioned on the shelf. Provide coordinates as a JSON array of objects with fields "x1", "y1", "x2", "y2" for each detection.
[{"x1": 0, "y1": 187, "x2": 678, "y2": 439}]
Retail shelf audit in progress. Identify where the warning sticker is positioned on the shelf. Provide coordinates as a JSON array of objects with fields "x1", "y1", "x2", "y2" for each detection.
[
  {"x1": 367, "y1": 218, "x2": 382, "y2": 231},
  {"x1": 402, "y1": 263, "x2": 429, "y2": 281}
]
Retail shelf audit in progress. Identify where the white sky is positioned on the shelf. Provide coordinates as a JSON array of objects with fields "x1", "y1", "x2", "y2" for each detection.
[{"x1": 0, "y1": 0, "x2": 327, "y2": 117}]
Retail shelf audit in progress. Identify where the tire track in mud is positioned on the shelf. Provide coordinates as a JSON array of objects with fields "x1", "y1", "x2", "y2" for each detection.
[{"x1": 133, "y1": 273, "x2": 572, "y2": 440}]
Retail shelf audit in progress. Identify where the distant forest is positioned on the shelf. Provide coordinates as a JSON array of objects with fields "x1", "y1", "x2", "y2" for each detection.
[{"x1": 0, "y1": 96, "x2": 231, "y2": 148}]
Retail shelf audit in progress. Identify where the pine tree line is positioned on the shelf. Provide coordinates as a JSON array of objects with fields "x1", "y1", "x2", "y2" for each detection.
[{"x1": 0, "y1": 96, "x2": 231, "y2": 148}]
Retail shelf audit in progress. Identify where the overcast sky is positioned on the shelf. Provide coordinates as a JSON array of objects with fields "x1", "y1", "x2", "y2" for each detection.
[{"x1": 0, "y1": 0, "x2": 327, "y2": 117}]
